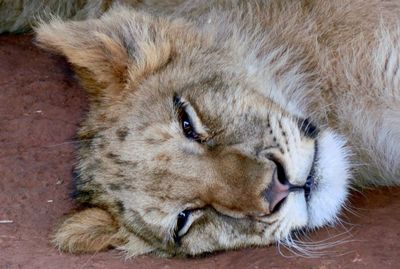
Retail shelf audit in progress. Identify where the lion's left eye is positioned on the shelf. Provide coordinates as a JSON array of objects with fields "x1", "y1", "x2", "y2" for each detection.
[
  {"x1": 174, "y1": 210, "x2": 192, "y2": 242},
  {"x1": 299, "y1": 118, "x2": 319, "y2": 139}
]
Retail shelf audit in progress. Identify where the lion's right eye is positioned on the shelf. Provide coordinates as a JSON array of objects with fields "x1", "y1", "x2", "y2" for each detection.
[
  {"x1": 180, "y1": 108, "x2": 201, "y2": 141},
  {"x1": 173, "y1": 95, "x2": 202, "y2": 142}
]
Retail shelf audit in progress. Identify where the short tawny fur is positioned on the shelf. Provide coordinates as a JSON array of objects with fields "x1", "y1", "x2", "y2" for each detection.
[{"x1": 2, "y1": 0, "x2": 399, "y2": 257}]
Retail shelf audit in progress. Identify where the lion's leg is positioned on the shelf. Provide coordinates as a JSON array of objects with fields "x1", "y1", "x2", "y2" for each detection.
[
  {"x1": 0, "y1": 0, "x2": 96, "y2": 34},
  {"x1": 0, "y1": 0, "x2": 190, "y2": 34},
  {"x1": 338, "y1": 25, "x2": 400, "y2": 186},
  {"x1": 344, "y1": 103, "x2": 400, "y2": 186},
  {"x1": 0, "y1": 0, "x2": 137, "y2": 34}
]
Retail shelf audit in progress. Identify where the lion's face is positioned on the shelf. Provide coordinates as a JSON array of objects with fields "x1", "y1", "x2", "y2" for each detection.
[{"x1": 36, "y1": 8, "x2": 350, "y2": 257}]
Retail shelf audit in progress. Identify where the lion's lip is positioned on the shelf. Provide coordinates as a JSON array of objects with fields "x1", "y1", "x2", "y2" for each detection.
[{"x1": 304, "y1": 141, "x2": 318, "y2": 201}]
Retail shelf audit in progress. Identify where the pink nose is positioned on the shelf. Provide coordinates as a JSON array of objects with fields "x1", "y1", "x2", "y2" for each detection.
[{"x1": 263, "y1": 170, "x2": 290, "y2": 213}]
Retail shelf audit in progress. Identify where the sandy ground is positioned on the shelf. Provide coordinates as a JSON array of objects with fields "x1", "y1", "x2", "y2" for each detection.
[{"x1": 1, "y1": 34, "x2": 400, "y2": 269}]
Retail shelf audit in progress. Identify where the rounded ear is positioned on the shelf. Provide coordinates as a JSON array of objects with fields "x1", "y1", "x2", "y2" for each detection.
[
  {"x1": 53, "y1": 207, "x2": 124, "y2": 253},
  {"x1": 34, "y1": 7, "x2": 174, "y2": 99},
  {"x1": 53, "y1": 207, "x2": 154, "y2": 256}
]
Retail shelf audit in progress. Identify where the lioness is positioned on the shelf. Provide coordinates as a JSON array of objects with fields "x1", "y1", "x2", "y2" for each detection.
[{"x1": 1, "y1": 0, "x2": 399, "y2": 258}]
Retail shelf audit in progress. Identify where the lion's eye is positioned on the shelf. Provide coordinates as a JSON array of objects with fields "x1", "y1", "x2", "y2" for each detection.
[
  {"x1": 299, "y1": 118, "x2": 319, "y2": 139},
  {"x1": 180, "y1": 109, "x2": 200, "y2": 141},
  {"x1": 174, "y1": 210, "x2": 192, "y2": 242},
  {"x1": 173, "y1": 95, "x2": 201, "y2": 142}
]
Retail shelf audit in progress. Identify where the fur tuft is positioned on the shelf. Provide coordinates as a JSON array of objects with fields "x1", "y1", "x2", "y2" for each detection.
[{"x1": 53, "y1": 208, "x2": 125, "y2": 253}]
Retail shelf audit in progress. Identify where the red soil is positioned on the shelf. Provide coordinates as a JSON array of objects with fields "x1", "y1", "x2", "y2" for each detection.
[{"x1": 1, "y1": 35, "x2": 399, "y2": 269}]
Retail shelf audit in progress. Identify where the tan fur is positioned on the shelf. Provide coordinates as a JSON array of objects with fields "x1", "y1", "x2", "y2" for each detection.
[
  {"x1": 3, "y1": 0, "x2": 400, "y2": 258},
  {"x1": 53, "y1": 208, "x2": 124, "y2": 253}
]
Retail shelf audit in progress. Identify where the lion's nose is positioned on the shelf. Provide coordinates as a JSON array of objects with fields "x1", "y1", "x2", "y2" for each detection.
[
  {"x1": 263, "y1": 174, "x2": 289, "y2": 213},
  {"x1": 263, "y1": 158, "x2": 306, "y2": 213},
  {"x1": 263, "y1": 158, "x2": 290, "y2": 213}
]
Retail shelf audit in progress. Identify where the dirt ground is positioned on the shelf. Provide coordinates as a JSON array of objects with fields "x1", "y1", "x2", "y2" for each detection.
[{"x1": 1, "y1": 34, "x2": 400, "y2": 269}]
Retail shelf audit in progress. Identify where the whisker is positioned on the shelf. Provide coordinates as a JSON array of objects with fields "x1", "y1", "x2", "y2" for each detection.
[{"x1": 277, "y1": 222, "x2": 359, "y2": 259}]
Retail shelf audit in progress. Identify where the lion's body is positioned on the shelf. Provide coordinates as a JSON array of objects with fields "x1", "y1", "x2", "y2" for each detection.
[{"x1": 1, "y1": 0, "x2": 399, "y2": 257}]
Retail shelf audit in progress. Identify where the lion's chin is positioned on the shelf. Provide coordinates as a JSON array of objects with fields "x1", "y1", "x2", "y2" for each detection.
[{"x1": 305, "y1": 130, "x2": 351, "y2": 228}]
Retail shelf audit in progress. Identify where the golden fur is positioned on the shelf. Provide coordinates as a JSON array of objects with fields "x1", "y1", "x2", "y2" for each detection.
[{"x1": 2, "y1": 0, "x2": 400, "y2": 257}]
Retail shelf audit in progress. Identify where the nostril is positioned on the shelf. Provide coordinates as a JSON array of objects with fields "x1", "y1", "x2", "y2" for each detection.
[
  {"x1": 263, "y1": 159, "x2": 291, "y2": 213},
  {"x1": 264, "y1": 178, "x2": 289, "y2": 214},
  {"x1": 271, "y1": 197, "x2": 286, "y2": 214},
  {"x1": 270, "y1": 158, "x2": 288, "y2": 185},
  {"x1": 261, "y1": 155, "x2": 291, "y2": 214}
]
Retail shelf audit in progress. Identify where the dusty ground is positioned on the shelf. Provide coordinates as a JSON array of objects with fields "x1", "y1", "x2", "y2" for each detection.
[{"x1": 1, "y1": 34, "x2": 400, "y2": 269}]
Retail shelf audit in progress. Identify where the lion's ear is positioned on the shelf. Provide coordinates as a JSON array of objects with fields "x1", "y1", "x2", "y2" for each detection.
[
  {"x1": 53, "y1": 208, "x2": 124, "y2": 253},
  {"x1": 53, "y1": 207, "x2": 154, "y2": 256},
  {"x1": 35, "y1": 8, "x2": 173, "y2": 99}
]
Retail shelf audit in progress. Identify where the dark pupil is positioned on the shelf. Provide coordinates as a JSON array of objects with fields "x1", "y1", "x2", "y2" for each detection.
[
  {"x1": 177, "y1": 210, "x2": 190, "y2": 232},
  {"x1": 183, "y1": 119, "x2": 191, "y2": 130},
  {"x1": 173, "y1": 95, "x2": 200, "y2": 142},
  {"x1": 174, "y1": 210, "x2": 191, "y2": 243},
  {"x1": 181, "y1": 111, "x2": 198, "y2": 140}
]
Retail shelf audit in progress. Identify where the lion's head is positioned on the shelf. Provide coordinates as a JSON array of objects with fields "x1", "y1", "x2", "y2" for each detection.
[{"x1": 36, "y1": 7, "x2": 350, "y2": 257}]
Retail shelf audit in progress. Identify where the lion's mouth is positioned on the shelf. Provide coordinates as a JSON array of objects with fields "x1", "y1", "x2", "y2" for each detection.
[{"x1": 304, "y1": 141, "x2": 319, "y2": 201}]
